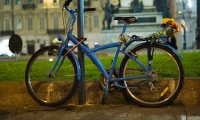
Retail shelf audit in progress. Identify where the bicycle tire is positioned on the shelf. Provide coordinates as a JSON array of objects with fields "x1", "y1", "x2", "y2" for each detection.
[
  {"x1": 25, "y1": 46, "x2": 78, "y2": 106},
  {"x1": 119, "y1": 43, "x2": 184, "y2": 107}
]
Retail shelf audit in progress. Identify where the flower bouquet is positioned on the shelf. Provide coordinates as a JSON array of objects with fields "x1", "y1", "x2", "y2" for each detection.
[{"x1": 156, "y1": 18, "x2": 186, "y2": 37}]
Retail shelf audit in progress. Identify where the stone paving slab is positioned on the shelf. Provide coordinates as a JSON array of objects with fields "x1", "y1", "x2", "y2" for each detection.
[
  {"x1": 126, "y1": 106, "x2": 186, "y2": 120},
  {"x1": 1, "y1": 105, "x2": 200, "y2": 120}
]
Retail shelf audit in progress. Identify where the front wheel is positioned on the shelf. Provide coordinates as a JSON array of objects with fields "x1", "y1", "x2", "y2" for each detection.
[
  {"x1": 25, "y1": 46, "x2": 78, "y2": 106},
  {"x1": 119, "y1": 43, "x2": 184, "y2": 107}
]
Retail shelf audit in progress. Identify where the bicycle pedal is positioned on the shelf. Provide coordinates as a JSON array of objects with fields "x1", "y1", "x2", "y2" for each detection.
[{"x1": 47, "y1": 73, "x2": 55, "y2": 78}]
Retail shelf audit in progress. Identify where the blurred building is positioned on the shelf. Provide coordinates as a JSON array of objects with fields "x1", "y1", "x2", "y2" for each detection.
[
  {"x1": 0, "y1": 0, "x2": 104, "y2": 55},
  {"x1": 0, "y1": 0, "x2": 197, "y2": 55}
]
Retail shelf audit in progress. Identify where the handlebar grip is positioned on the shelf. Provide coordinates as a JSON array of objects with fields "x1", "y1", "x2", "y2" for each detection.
[
  {"x1": 64, "y1": 0, "x2": 73, "y2": 7},
  {"x1": 84, "y1": 8, "x2": 96, "y2": 12}
]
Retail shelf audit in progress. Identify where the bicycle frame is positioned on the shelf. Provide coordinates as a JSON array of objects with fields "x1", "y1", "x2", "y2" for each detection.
[{"x1": 48, "y1": 6, "x2": 184, "y2": 94}]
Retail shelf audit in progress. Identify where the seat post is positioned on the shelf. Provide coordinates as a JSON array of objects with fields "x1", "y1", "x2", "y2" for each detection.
[{"x1": 122, "y1": 24, "x2": 127, "y2": 34}]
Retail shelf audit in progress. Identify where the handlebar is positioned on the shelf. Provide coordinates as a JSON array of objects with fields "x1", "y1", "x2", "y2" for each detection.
[{"x1": 64, "y1": 0, "x2": 72, "y2": 7}]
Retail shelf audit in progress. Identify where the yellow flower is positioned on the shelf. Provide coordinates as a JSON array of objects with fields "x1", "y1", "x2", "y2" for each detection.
[
  {"x1": 162, "y1": 18, "x2": 169, "y2": 24},
  {"x1": 162, "y1": 18, "x2": 174, "y2": 24}
]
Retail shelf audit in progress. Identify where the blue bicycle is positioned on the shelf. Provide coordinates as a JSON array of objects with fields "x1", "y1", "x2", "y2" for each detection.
[{"x1": 25, "y1": 0, "x2": 184, "y2": 108}]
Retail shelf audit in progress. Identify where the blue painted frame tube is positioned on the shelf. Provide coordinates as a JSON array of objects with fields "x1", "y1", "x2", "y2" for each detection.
[
  {"x1": 122, "y1": 24, "x2": 127, "y2": 34},
  {"x1": 109, "y1": 45, "x2": 121, "y2": 76},
  {"x1": 48, "y1": 45, "x2": 65, "y2": 74},
  {"x1": 55, "y1": 56, "x2": 66, "y2": 73},
  {"x1": 119, "y1": 49, "x2": 149, "y2": 72},
  {"x1": 90, "y1": 42, "x2": 120, "y2": 52}
]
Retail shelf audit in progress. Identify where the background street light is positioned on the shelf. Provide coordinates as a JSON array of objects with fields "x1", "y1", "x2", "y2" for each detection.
[
  {"x1": 182, "y1": 0, "x2": 187, "y2": 50},
  {"x1": 196, "y1": 0, "x2": 200, "y2": 48},
  {"x1": 176, "y1": 0, "x2": 189, "y2": 50}
]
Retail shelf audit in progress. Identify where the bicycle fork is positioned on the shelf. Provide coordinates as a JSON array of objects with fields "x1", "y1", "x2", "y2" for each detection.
[
  {"x1": 47, "y1": 37, "x2": 87, "y2": 78},
  {"x1": 47, "y1": 45, "x2": 66, "y2": 78}
]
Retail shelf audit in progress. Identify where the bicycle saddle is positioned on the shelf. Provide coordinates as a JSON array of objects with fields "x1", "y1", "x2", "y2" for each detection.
[{"x1": 114, "y1": 17, "x2": 138, "y2": 24}]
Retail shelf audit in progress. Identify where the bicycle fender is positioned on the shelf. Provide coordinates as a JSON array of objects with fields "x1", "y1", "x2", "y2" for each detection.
[
  {"x1": 68, "y1": 51, "x2": 81, "y2": 81},
  {"x1": 123, "y1": 42, "x2": 183, "y2": 59},
  {"x1": 156, "y1": 42, "x2": 184, "y2": 59}
]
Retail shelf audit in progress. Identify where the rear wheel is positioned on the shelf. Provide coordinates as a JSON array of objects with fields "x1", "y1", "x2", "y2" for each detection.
[
  {"x1": 25, "y1": 46, "x2": 78, "y2": 106},
  {"x1": 119, "y1": 43, "x2": 184, "y2": 107}
]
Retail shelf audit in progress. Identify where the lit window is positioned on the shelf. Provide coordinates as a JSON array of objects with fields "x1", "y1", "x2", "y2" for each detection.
[
  {"x1": 5, "y1": 19, "x2": 11, "y2": 30},
  {"x1": 53, "y1": 17, "x2": 59, "y2": 29},
  {"x1": 38, "y1": 0, "x2": 43, "y2": 4},
  {"x1": 53, "y1": 0, "x2": 57, "y2": 3},
  {"x1": 27, "y1": 0, "x2": 33, "y2": 4},
  {"x1": 39, "y1": 17, "x2": 45, "y2": 30},
  {"x1": 15, "y1": 0, "x2": 21, "y2": 5},
  {"x1": 4, "y1": 0, "x2": 10, "y2": 5},
  {"x1": 15, "y1": 18, "x2": 22, "y2": 30},
  {"x1": 28, "y1": 18, "x2": 33, "y2": 30}
]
